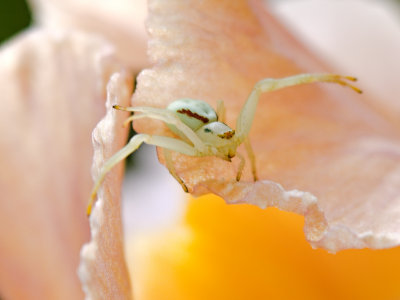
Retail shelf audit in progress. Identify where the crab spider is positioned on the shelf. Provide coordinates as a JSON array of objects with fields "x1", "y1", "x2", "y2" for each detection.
[{"x1": 87, "y1": 73, "x2": 361, "y2": 216}]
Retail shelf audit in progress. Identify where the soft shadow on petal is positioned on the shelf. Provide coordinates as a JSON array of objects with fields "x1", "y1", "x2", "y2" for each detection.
[
  {"x1": 0, "y1": 29, "x2": 122, "y2": 299},
  {"x1": 79, "y1": 72, "x2": 133, "y2": 300},
  {"x1": 28, "y1": 0, "x2": 149, "y2": 70},
  {"x1": 132, "y1": 0, "x2": 400, "y2": 252}
]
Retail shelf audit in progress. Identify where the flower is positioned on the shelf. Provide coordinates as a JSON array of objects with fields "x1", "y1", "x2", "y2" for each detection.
[
  {"x1": 127, "y1": 194, "x2": 400, "y2": 300},
  {"x1": 1, "y1": 0, "x2": 399, "y2": 299},
  {"x1": 125, "y1": 0, "x2": 400, "y2": 299},
  {"x1": 131, "y1": 0, "x2": 400, "y2": 252}
]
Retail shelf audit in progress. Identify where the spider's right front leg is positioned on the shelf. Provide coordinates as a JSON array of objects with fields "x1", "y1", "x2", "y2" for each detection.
[
  {"x1": 235, "y1": 73, "x2": 361, "y2": 141},
  {"x1": 87, "y1": 133, "x2": 198, "y2": 216},
  {"x1": 233, "y1": 73, "x2": 361, "y2": 183}
]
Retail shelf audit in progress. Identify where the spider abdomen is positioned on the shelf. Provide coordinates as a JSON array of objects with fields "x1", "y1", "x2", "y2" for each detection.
[{"x1": 167, "y1": 98, "x2": 217, "y2": 134}]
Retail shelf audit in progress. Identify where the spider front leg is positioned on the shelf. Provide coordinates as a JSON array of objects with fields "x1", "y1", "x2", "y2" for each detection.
[
  {"x1": 235, "y1": 152, "x2": 245, "y2": 181},
  {"x1": 244, "y1": 137, "x2": 257, "y2": 181},
  {"x1": 232, "y1": 73, "x2": 361, "y2": 183},
  {"x1": 234, "y1": 139, "x2": 257, "y2": 182},
  {"x1": 87, "y1": 133, "x2": 198, "y2": 216},
  {"x1": 235, "y1": 73, "x2": 361, "y2": 141},
  {"x1": 115, "y1": 105, "x2": 206, "y2": 151}
]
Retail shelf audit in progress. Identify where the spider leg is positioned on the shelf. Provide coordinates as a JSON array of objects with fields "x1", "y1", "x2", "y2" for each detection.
[
  {"x1": 244, "y1": 137, "x2": 258, "y2": 181},
  {"x1": 164, "y1": 148, "x2": 188, "y2": 192},
  {"x1": 114, "y1": 105, "x2": 206, "y2": 152},
  {"x1": 235, "y1": 73, "x2": 362, "y2": 142},
  {"x1": 235, "y1": 139, "x2": 257, "y2": 182},
  {"x1": 87, "y1": 133, "x2": 198, "y2": 216},
  {"x1": 122, "y1": 114, "x2": 135, "y2": 127},
  {"x1": 235, "y1": 152, "x2": 245, "y2": 181},
  {"x1": 216, "y1": 100, "x2": 226, "y2": 123}
]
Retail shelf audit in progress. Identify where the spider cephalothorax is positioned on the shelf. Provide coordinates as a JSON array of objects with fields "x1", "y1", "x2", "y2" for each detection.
[
  {"x1": 166, "y1": 98, "x2": 239, "y2": 160},
  {"x1": 87, "y1": 73, "x2": 361, "y2": 215}
]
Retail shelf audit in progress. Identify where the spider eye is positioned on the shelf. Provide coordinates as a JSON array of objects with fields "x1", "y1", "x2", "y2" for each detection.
[{"x1": 167, "y1": 99, "x2": 217, "y2": 132}]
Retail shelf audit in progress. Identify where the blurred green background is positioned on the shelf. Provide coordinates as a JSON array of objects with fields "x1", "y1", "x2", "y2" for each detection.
[{"x1": 0, "y1": 0, "x2": 31, "y2": 43}]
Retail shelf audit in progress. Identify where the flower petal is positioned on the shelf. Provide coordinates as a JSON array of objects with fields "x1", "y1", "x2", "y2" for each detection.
[
  {"x1": 271, "y1": 0, "x2": 400, "y2": 122},
  {"x1": 0, "y1": 29, "x2": 123, "y2": 299},
  {"x1": 132, "y1": 0, "x2": 400, "y2": 251},
  {"x1": 79, "y1": 72, "x2": 133, "y2": 300},
  {"x1": 28, "y1": 0, "x2": 149, "y2": 70}
]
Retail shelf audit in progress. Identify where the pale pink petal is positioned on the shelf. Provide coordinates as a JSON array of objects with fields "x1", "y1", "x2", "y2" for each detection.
[
  {"x1": 28, "y1": 0, "x2": 149, "y2": 71},
  {"x1": 0, "y1": 29, "x2": 124, "y2": 299},
  {"x1": 78, "y1": 72, "x2": 133, "y2": 300},
  {"x1": 132, "y1": 0, "x2": 400, "y2": 252},
  {"x1": 271, "y1": 0, "x2": 400, "y2": 122}
]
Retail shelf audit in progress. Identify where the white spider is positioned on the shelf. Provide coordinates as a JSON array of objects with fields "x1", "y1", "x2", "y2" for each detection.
[{"x1": 87, "y1": 73, "x2": 361, "y2": 215}]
